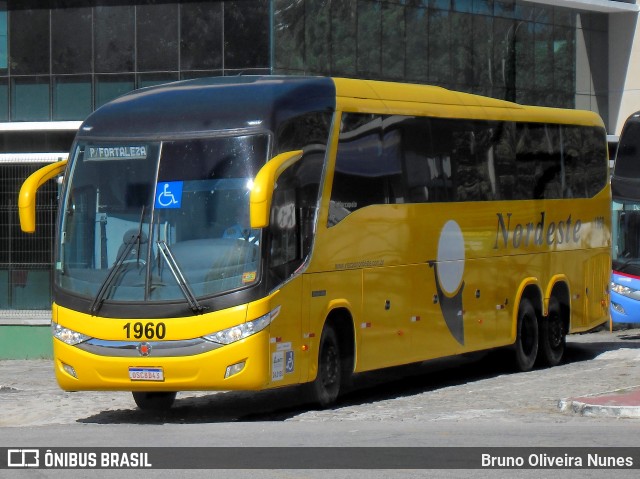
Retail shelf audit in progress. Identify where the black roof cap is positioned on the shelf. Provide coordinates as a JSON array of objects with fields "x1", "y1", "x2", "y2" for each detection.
[{"x1": 78, "y1": 76, "x2": 336, "y2": 139}]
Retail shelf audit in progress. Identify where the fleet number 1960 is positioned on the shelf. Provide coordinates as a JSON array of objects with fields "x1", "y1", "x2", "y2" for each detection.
[{"x1": 123, "y1": 322, "x2": 166, "y2": 340}]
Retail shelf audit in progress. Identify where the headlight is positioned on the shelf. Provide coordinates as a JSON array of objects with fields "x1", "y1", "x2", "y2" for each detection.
[
  {"x1": 203, "y1": 306, "x2": 280, "y2": 345},
  {"x1": 610, "y1": 281, "x2": 636, "y2": 296},
  {"x1": 52, "y1": 322, "x2": 91, "y2": 346}
]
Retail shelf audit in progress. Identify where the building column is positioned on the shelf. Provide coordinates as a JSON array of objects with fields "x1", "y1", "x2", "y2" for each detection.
[{"x1": 609, "y1": 5, "x2": 640, "y2": 137}]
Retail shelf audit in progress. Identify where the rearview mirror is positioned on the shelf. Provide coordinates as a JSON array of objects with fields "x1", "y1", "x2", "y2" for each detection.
[{"x1": 249, "y1": 150, "x2": 303, "y2": 228}]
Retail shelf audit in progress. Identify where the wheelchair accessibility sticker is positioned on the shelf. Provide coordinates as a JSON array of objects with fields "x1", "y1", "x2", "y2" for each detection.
[{"x1": 155, "y1": 181, "x2": 183, "y2": 209}]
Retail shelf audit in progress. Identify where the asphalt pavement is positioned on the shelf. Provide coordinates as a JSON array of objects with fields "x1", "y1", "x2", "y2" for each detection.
[{"x1": 0, "y1": 324, "x2": 639, "y2": 427}]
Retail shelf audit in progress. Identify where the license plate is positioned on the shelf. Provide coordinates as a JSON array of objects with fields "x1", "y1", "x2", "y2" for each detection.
[{"x1": 129, "y1": 367, "x2": 164, "y2": 382}]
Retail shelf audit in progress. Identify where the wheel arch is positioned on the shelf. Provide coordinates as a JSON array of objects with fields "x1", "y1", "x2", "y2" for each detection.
[
  {"x1": 547, "y1": 277, "x2": 571, "y2": 332},
  {"x1": 513, "y1": 280, "x2": 543, "y2": 341},
  {"x1": 324, "y1": 307, "x2": 356, "y2": 378}
]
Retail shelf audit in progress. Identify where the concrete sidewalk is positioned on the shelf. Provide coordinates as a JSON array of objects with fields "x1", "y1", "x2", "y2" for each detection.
[
  {"x1": 558, "y1": 346, "x2": 640, "y2": 418},
  {"x1": 1, "y1": 326, "x2": 639, "y2": 426}
]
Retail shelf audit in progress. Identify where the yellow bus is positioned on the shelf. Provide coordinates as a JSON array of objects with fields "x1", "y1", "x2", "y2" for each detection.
[{"x1": 19, "y1": 77, "x2": 611, "y2": 410}]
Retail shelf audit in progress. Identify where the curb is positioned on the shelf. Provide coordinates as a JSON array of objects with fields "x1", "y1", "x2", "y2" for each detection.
[
  {"x1": 558, "y1": 385, "x2": 640, "y2": 419},
  {"x1": 558, "y1": 398, "x2": 640, "y2": 418}
]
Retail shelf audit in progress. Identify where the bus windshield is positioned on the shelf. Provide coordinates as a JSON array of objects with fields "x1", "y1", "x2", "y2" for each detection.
[
  {"x1": 57, "y1": 134, "x2": 269, "y2": 306},
  {"x1": 612, "y1": 198, "x2": 640, "y2": 277},
  {"x1": 614, "y1": 119, "x2": 640, "y2": 179}
]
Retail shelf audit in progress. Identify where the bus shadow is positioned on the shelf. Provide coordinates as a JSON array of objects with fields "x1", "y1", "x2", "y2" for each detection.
[
  {"x1": 79, "y1": 329, "x2": 640, "y2": 425},
  {"x1": 77, "y1": 354, "x2": 507, "y2": 425}
]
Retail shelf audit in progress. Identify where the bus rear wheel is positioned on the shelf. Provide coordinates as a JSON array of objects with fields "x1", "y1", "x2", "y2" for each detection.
[
  {"x1": 514, "y1": 298, "x2": 538, "y2": 372},
  {"x1": 307, "y1": 325, "x2": 341, "y2": 408},
  {"x1": 132, "y1": 391, "x2": 176, "y2": 411},
  {"x1": 538, "y1": 297, "x2": 566, "y2": 367}
]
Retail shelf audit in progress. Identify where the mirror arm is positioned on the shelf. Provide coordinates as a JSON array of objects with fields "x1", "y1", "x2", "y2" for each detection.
[{"x1": 18, "y1": 159, "x2": 68, "y2": 233}]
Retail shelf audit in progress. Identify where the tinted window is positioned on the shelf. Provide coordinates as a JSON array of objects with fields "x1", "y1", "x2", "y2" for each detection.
[
  {"x1": 516, "y1": 123, "x2": 563, "y2": 199},
  {"x1": 269, "y1": 112, "x2": 329, "y2": 286},
  {"x1": 328, "y1": 113, "x2": 607, "y2": 225},
  {"x1": 397, "y1": 118, "x2": 497, "y2": 203},
  {"x1": 399, "y1": 117, "x2": 453, "y2": 202},
  {"x1": 329, "y1": 114, "x2": 405, "y2": 226},
  {"x1": 492, "y1": 121, "x2": 517, "y2": 200},
  {"x1": 581, "y1": 125, "x2": 608, "y2": 197},
  {"x1": 614, "y1": 120, "x2": 640, "y2": 179},
  {"x1": 448, "y1": 119, "x2": 495, "y2": 201}
]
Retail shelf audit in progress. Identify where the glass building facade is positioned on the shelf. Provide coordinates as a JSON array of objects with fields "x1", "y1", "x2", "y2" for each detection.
[
  {"x1": 0, "y1": 0, "x2": 270, "y2": 122},
  {"x1": 0, "y1": 0, "x2": 615, "y2": 315},
  {"x1": 274, "y1": 0, "x2": 608, "y2": 118},
  {"x1": 0, "y1": 1, "x2": 610, "y2": 124}
]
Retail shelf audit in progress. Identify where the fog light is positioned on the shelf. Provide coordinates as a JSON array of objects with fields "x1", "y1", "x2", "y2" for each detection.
[
  {"x1": 61, "y1": 362, "x2": 78, "y2": 379},
  {"x1": 611, "y1": 302, "x2": 625, "y2": 315},
  {"x1": 225, "y1": 361, "x2": 246, "y2": 379}
]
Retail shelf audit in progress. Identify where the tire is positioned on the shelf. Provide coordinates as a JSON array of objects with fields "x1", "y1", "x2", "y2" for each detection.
[
  {"x1": 538, "y1": 297, "x2": 566, "y2": 367},
  {"x1": 307, "y1": 326, "x2": 341, "y2": 408},
  {"x1": 514, "y1": 298, "x2": 539, "y2": 372},
  {"x1": 132, "y1": 391, "x2": 176, "y2": 411}
]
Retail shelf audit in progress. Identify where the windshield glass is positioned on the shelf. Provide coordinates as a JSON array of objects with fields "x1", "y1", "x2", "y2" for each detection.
[
  {"x1": 57, "y1": 135, "x2": 268, "y2": 304},
  {"x1": 615, "y1": 121, "x2": 640, "y2": 179},
  {"x1": 612, "y1": 198, "x2": 640, "y2": 277}
]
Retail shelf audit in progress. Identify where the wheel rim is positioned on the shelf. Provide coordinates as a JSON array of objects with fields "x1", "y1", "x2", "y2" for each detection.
[
  {"x1": 548, "y1": 311, "x2": 563, "y2": 349},
  {"x1": 321, "y1": 343, "x2": 339, "y2": 389},
  {"x1": 521, "y1": 314, "x2": 536, "y2": 356}
]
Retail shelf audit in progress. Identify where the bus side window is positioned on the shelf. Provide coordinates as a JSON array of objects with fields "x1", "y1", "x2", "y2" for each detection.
[
  {"x1": 329, "y1": 114, "x2": 404, "y2": 226},
  {"x1": 492, "y1": 121, "x2": 517, "y2": 200},
  {"x1": 268, "y1": 149, "x2": 324, "y2": 285},
  {"x1": 397, "y1": 117, "x2": 449, "y2": 203},
  {"x1": 270, "y1": 182, "x2": 298, "y2": 270},
  {"x1": 450, "y1": 120, "x2": 495, "y2": 202},
  {"x1": 583, "y1": 126, "x2": 608, "y2": 197},
  {"x1": 622, "y1": 211, "x2": 640, "y2": 258},
  {"x1": 516, "y1": 123, "x2": 563, "y2": 200}
]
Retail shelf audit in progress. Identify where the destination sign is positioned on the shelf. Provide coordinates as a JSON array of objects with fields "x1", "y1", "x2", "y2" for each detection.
[{"x1": 85, "y1": 146, "x2": 148, "y2": 161}]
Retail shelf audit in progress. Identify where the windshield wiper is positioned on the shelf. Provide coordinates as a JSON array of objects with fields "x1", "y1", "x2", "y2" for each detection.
[
  {"x1": 90, "y1": 207, "x2": 146, "y2": 315},
  {"x1": 156, "y1": 240, "x2": 205, "y2": 314},
  {"x1": 613, "y1": 257, "x2": 640, "y2": 274}
]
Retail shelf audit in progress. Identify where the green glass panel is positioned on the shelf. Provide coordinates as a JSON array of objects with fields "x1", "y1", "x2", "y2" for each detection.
[
  {"x1": 95, "y1": 76, "x2": 134, "y2": 108},
  {"x1": 11, "y1": 78, "x2": 50, "y2": 121},
  {"x1": 54, "y1": 77, "x2": 92, "y2": 120}
]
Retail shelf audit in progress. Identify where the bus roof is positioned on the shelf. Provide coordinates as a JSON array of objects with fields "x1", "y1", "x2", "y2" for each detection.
[
  {"x1": 333, "y1": 77, "x2": 604, "y2": 128},
  {"x1": 78, "y1": 76, "x2": 337, "y2": 139},
  {"x1": 77, "y1": 76, "x2": 604, "y2": 140}
]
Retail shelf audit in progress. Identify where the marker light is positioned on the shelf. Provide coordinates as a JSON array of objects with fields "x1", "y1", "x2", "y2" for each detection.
[
  {"x1": 61, "y1": 362, "x2": 78, "y2": 379},
  {"x1": 52, "y1": 322, "x2": 91, "y2": 346},
  {"x1": 611, "y1": 302, "x2": 625, "y2": 314},
  {"x1": 225, "y1": 361, "x2": 246, "y2": 379},
  {"x1": 203, "y1": 307, "x2": 280, "y2": 345}
]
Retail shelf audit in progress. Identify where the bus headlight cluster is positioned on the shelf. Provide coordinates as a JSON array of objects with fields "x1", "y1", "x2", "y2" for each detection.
[
  {"x1": 203, "y1": 307, "x2": 280, "y2": 345},
  {"x1": 610, "y1": 281, "x2": 638, "y2": 298},
  {"x1": 52, "y1": 322, "x2": 91, "y2": 346}
]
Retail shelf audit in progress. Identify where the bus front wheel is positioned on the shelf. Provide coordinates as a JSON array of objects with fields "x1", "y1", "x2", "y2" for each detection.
[
  {"x1": 514, "y1": 298, "x2": 538, "y2": 372},
  {"x1": 132, "y1": 391, "x2": 177, "y2": 411},
  {"x1": 307, "y1": 325, "x2": 341, "y2": 408},
  {"x1": 538, "y1": 297, "x2": 566, "y2": 367}
]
